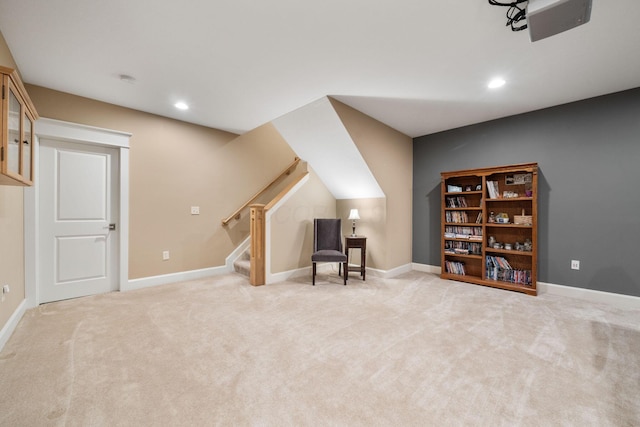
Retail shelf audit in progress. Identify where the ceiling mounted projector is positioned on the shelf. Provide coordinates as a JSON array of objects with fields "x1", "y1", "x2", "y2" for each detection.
[{"x1": 527, "y1": 0, "x2": 593, "y2": 42}]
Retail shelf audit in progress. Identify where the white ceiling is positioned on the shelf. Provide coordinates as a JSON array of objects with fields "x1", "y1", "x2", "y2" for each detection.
[{"x1": 1, "y1": 0, "x2": 639, "y2": 138}]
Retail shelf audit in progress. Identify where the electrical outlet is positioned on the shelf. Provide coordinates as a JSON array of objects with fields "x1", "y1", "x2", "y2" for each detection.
[
  {"x1": 571, "y1": 260, "x2": 580, "y2": 270},
  {"x1": 163, "y1": 251, "x2": 170, "y2": 260},
  {"x1": 191, "y1": 206, "x2": 200, "y2": 215}
]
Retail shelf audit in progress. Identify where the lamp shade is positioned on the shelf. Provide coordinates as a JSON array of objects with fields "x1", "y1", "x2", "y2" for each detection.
[{"x1": 348, "y1": 209, "x2": 360, "y2": 220}]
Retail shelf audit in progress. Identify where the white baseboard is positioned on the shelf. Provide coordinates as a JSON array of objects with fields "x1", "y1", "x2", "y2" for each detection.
[
  {"x1": 125, "y1": 265, "x2": 230, "y2": 292},
  {"x1": 411, "y1": 263, "x2": 640, "y2": 309},
  {"x1": 0, "y1": 299, "x2": 27, "y2": 351},
  {"x1": 412, "y1": 263, "x2": 441, "y2": 274},
  {"x1": 367, "y1": 263, "x2": 414, "y2": 278},
  {"x1": 538, "y1": 281, "x2": 640, "y2": 309},
  {"x1": 267, "y1": 266, "x2": 311, "y2": 284},
  {"x1": 268, "y1": 262, "x2": 414, "y2": 284}
]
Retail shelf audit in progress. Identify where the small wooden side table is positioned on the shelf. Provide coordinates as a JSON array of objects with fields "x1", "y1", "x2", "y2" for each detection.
[{"x1": 344, "y1": 235, "x2": 366, "y2": 280}]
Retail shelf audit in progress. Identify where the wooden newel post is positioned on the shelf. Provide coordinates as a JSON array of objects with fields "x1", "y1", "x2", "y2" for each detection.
[{"x1": 250, "y1": 204, "x2": 266, "y2": 286}]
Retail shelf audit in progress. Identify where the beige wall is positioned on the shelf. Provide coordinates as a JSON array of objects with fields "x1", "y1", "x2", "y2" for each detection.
[
  {"x1": 330, "y1": 98, "x2": 413, "y2": 271},
  {"x1": 0, "y1": 31, "x2": 25, "y2": 330},
  {"x1": 0, "y1": 182, "x2": 25, "y2": 329},
  {"x1": 0, "y1": 27, "x2": 411, "y2": 334},
  {"x1": 26, "y1": 86, "x2": 297, "y2": 279},
  {"x1": 269, "y1": 167, "x2": 336, "y2": 273}
]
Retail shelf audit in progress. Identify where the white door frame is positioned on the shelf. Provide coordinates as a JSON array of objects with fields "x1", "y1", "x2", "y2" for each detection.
[{"x1": 25, "y1": 118, "x2": 131, "y2": 307}]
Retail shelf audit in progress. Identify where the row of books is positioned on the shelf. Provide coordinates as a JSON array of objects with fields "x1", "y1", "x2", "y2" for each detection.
[
  {"x1": 445, "y1": 211, "x2": 469, "y2": 223},
  {"x1": 444, "y1": 233, "x2": 483, "y2": 241},
  {"x1": 485, "y1": 256, "x2": 532, "y2": 285},
  {"x1": 445, "y1": 241, "x2": 482, "y2": 255},
  {"x1": 487, "y1": 181, "x2": 501, "y2": 199},
  {"x1": 444, "y1": 226, "x2": 482, "y2": 239},
  {"x1": 446, "y1": 196, "x2": 469, "y2": 208},
  {"x1": 444, "y1": 261, "x2": 466, "y2": 275}
]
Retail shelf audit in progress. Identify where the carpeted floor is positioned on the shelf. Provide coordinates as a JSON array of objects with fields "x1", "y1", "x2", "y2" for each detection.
[{"x1": 1, "y1": 271, "x2": 639, "y2": 426}]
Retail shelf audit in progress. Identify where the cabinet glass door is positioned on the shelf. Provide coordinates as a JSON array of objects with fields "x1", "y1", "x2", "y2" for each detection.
[
  {"x1": 23, "y1": 112, "x2": 33, "y2": 182},
  {"x1": 7, "y1": 87, "x2": 21, "y2": 176}
]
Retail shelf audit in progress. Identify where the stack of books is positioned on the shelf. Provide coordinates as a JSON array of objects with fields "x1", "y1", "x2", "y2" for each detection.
[
  {"x1": 486, "y1": 256, "x2": 531, "y2": 285},
  {"x1": 445, "y1": 261, "x2": 466, "y2": 275}
]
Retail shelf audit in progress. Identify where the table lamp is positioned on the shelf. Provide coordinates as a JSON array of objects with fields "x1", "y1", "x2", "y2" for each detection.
[{"x1": 348, "y1": 209, "x2": 360, "y2": 236}]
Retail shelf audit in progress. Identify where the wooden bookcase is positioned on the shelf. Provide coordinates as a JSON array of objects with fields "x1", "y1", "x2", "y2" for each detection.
[{"x1": 441, "y1": 163, "x2": 538, "y2": 295}]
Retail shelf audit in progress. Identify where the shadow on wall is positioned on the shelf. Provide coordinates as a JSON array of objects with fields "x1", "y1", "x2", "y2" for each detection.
[
  {"x1": 297, "y1": 220, "x2": 314, "y2": 268},
  {"x1": 427, "y1": 184, "x2": 441, "y2": 266},
  {"x1": 537, "y1": 169, "x2": 550, "y2": 283},
  {"x1": 219, "y1": 213, "x2": 251, "y2": 247}
]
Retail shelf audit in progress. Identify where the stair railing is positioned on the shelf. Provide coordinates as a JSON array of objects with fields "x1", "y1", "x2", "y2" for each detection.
[
  {"x1": 222, "y1": 157, "x2": 300, "y2": 226},
  {"x1": 249, "y1": 171, "x2": 309, "y2": 286}
]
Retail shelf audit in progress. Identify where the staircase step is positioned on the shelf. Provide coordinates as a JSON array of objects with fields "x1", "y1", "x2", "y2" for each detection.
[{"x1": 234, "y1": 259, "x2": 251, "y2": 277}]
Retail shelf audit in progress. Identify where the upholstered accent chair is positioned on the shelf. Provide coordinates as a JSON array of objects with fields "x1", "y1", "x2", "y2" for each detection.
[{"x1": 312, "y1": 218, "x2": 348, "y2": 286}]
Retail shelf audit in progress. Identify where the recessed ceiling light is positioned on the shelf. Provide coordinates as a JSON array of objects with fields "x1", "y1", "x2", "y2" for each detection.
[
  {"x1": 174, "y1": 101, "x2": 189, "y2": 110},
  {"x1": 488, "y1": 78, "x2": 506, "y2": 89}
]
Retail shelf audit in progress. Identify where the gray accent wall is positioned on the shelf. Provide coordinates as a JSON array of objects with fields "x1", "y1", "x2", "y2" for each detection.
[{"x1": 413, "y1": 87, "x2": 640, "y2": 297}]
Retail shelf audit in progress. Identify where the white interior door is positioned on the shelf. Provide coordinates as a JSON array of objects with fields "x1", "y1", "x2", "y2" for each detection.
[{"x1": 38, "y1": 138, "x2": 119, "y2": 303}]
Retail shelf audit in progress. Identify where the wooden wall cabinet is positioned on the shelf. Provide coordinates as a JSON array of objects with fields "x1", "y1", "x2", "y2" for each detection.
[
  {"x1": 441, "y1": 163, "x2": 538, "y2": 295},
  {"x1": 1, "y1": 66, "x2": 38, "y2": 186}
]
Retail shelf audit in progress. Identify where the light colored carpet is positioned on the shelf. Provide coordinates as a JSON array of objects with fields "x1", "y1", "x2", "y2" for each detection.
[{"x1": 0, "y1": 271, "x2": 639, "y2": 426}]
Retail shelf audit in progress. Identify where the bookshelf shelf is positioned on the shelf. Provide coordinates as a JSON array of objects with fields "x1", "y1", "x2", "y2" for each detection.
[
  {"x1": 443, "y1": 253, "x2": 483, "y2": 260},
  {"x1": 487, "y1": 197, "x2": 532, "y2": 202},
  {"x1": 441, "y1": 163, "x2": 538, "y2": 295},
  {"x1": 485, "y1": 248, "x2": 533, "y2": 257},
  {"x1": 445, "y1": 190, "x2": 483, "y2": 196}
]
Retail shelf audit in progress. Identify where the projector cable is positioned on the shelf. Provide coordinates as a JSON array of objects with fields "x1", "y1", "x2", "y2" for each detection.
[{"x1": 488, "y1": 0, "x2": 529, "y2": 32}]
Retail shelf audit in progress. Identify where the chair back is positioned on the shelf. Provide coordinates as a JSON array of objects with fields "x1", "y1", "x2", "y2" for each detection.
[{"x1": 313, "y1": 219, "x2": 343, "y2": 252}]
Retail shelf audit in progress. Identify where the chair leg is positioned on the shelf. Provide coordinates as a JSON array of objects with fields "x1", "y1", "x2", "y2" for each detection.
[
  {"x1": 343, "y1": 262, "x2": 347, "y2": 285},
  {"x1": 312, "y1": 262, "x2": 316, "y2": 286}
]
